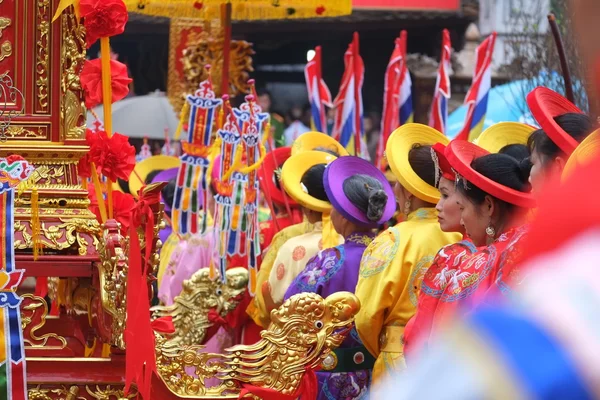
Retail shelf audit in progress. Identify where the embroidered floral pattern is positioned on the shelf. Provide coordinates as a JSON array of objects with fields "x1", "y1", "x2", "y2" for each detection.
[
  {"x1": 276, "y1": 263, "x2": 285, "y2": 280},
  {"x1": 292, "y1": 245, "x2": 307, "y2": 261},
  {"x1": 295, "y1": 246, "x2": 344, "y2": 292},
  {"x1": 359, "y1": 227, "x2": 400, "y2": 278}
]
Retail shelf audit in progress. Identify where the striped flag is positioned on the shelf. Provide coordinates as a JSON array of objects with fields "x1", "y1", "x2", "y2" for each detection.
[
  {"x1": 377, "y1": 31, "x2": 407, "y2": 169},
  {"x1": 398, "y1": 35, "x2": 413, "y2": 127},
  {"x1": 429, "y1": 29, "x2": 452, "y2": 134},
  {"x1": 305, "y1": 46, "x2": 332, "y2": 134},
  {"x1": 0, "y1": 156, "x2": 34, "y2": 400},
  {"x1": 456, "y1": 32, "x2": 497, "y2": 141},
  {"x1": 332, "y1": 32, "x2": 366, "y2": 157}
]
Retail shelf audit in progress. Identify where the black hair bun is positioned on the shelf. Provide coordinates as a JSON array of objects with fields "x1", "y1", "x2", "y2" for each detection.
[
  {"x1": 517, "y1": 157, "x2": 532, "y2": 185},
  {"x1": 367, "y1": 189, "x2": 388, "y2": 222}
]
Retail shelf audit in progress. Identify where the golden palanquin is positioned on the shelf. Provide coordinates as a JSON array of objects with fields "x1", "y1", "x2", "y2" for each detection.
[{"x1": 1, "y1": 1, "x2": 357, "y2": 398}]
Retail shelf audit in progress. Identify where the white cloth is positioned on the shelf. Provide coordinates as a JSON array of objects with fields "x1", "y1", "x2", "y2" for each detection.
[{"x1": 284, "y1": 121, "x2": 310, "y2": 146}]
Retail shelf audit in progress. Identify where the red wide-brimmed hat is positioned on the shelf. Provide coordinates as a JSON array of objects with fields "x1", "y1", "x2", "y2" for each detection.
[
  {"x1": 445, "y1": 140, "x2": 536, "y2": 208},
  {"x1": 258, "y1": 147, "x2": 298, "y2": 208},
  {"x1": 527, "y1": 87, "x2": 584, "y2": 156},
  {"x1": 431, "y1": 142, "x2": 455, "y2": 183}
]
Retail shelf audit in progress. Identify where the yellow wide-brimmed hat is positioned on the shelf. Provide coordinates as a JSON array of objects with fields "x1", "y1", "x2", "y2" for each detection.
[
  {"x1": 129, "y1": 155, "x2": 181, "y2": 198},
  {"x1": 281, "y1": 150, "x2": 336, "y2": 212},
  {"x1": 386, "y1": 123, "x2": 449, "y2": 203},
  {"x1": 291, "y1": 131, "x2": 349, "y2": 157},
  {"x1": 475, "y1": 122, "x2": 535, "y2": 153},
  {"x1": 562, "y1": 129, "x2": 600, "y2": 180}
]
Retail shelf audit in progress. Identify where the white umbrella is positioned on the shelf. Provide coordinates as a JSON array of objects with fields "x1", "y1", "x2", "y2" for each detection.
[{"x1": 86, "y1": 91, "x2": 179, "y2": 139}]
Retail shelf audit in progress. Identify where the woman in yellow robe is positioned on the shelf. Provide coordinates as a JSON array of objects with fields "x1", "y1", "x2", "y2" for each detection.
[{"x1": 355, "y1": 124, "x2": 461, "y2": 388}]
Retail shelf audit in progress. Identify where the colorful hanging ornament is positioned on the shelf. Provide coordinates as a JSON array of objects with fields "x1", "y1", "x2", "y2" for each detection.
[
  {"x1": 238, "y1": 95, "x2": 265, "y2": 295},
  {"x1": 0, "y1": 155, "x2": 35, "y2": 400},
  {"x1": 172, "y1": 68, "x2": 223, "y2": 236},
  {"x1": 213, "y1": 96, "x2": 245, "y2": 281}
]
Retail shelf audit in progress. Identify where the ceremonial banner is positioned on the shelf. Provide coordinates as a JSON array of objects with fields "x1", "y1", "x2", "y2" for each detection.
[
  {"x1": 0, "y1": 155, "x2": 34, "y2": 400},
  {"x1": 172, "y1": 75, "x2": 222, "y2": 236}
]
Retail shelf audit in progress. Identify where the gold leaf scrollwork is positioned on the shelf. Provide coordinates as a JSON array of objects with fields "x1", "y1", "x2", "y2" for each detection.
[
  {"x1": 36, "y1": 0, "x2": 51, "y2": 112},
  {"x1": 5, "y1": 125, "x2": 46, "y2": 139},
  {"x1": 21, "y1": 294, "x2": 67, "y2": 350},
  {"x1": 86, "y1": 385, "x2": 136, "y2": 399},
  {"x1": 27, "y1": 385, "x2": 79, "y2": 400},
  {"x1": 60, "y1": 11, "x2": 86, "y2": 140},
  {"x1": 14, "y1": 218, "x2": 101, "y2": 256}
]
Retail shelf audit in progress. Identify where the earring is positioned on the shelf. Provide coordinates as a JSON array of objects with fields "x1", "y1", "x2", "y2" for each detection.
[
  {"x1": 485, "y1": 222, "x2": 495, "y2": 238},
  {"x1": 403, "y1": 199, "x2": 411, "y2": 216}
]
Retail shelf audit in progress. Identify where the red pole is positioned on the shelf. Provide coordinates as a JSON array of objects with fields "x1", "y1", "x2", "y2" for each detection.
[
  {"x1": 221, "y1": 3, "x2": 232, "y2": 96},
  {"x1": 352, "y1": 32, "x2": 362, "y2": 157},
  {"x1": 315, "y1": 46, "x2": 325, "y2": 132}
]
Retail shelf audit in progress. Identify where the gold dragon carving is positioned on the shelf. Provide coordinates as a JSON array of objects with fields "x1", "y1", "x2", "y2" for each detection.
[
  {"x1": 151, "y1": 267, "x2": 249, "y2": 348},
  {"x1": 36, "y1": 0, "x2": 50, "y2": 113},
  {"x1": 155, "y1": 291, "x2": 360, "y2": 398},
  {"x1": 60, "y1": 10, "x2": 86, "y2": 140},
  {"x1": 96, "y1": 183, "x2": 165, "y2": 348},
  {"x1": 96, "y1": 218, "x2": 129, "y2": 349},
  {"x1": 169, "y1": 19, "x2": 254, "y2": 112}
]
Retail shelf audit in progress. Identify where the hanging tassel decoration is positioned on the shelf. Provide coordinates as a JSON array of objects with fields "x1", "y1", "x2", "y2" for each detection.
[{"x1": 31, "y1": 188, "x2": 43, "y2": 260}]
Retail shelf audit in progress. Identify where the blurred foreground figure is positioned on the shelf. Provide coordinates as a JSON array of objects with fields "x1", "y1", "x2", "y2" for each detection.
[{"x1": 378, "y1": 149, "x2": 600, "y2": 400}]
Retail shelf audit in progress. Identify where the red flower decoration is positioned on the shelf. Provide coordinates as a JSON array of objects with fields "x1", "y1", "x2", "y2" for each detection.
[
  {"x1": 316, "y1": 5, "x2": 326, "y2": 15},
  {"x1": 88, "y1": 186, "x2": 135, "y2": 233},
  {"x1": 80, "y1": 0, "x2": 129, "y2": 48},
  {"x1": 193, "y1": 1, "x2": 204, "y2": 9},
  {"x1": 87, "y1": 129, "x2": 135, "y2": 182},
  {"x1": 80, "y1": 58, "x2": 132, "y2": 109}
]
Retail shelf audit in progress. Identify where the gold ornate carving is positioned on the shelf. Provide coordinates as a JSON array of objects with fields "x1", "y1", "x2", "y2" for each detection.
[
  {"x1": 168, "y1": 19, "x2": 254, "y2": 112},
  {"x1": 96, "y1": 219, "x2": 129, "y2": 349},
  {"x1": 0, "y1": 40, "x2": 12, "y2": 62},
  {"x1": 21, "y1": 294, "x2": 68, "y2": 350},
  {"x1": 14, "y1": 218, "x2": 101, "y2": 255},
  {"x1": 28, "y1": 385, "x2": 134, "y2": 400},
  {"x1": 96, "y1": 184, "x2": 165, "y2": 348},
  {"x1": 30, "y1": 165, "x2": 66, "y2": 185},
  {"x1": 6, "y1": 125, "x2": 47, "y2": 139},
  {"x1": 0, "y1": 17, "x2": 11, "y2": 38},
  {"x1": 60, "y1": 11, "x2": 86, "y2": 140},
  {"x1": 28, "y1": 385, "x2": 79, "y2": 400},
  {"x1": 155, "y1": 292, "x2": 359, "y2": 397},
  {"x1": 152, "y1": 267, "x2": 249, "y2": 348},
  {"x1": 36, "y1": 0, "x2": 51, "y2": 113},
  {"x1": 86, "y1": 385, "x2": 136, "y2": 399}
]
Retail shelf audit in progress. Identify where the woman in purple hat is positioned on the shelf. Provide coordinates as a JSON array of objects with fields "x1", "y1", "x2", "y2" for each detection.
[{"x1": 283, "y1": 156, "x2": 396, "y2": 400}]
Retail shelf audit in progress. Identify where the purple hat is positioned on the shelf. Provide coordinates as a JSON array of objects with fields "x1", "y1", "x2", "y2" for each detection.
[
  {"x1": 152, "y1": 167, "x2": 178, "y2": 212},
  {"x1": 324, "y1": 156, "x2": 396, "y2": 227}
]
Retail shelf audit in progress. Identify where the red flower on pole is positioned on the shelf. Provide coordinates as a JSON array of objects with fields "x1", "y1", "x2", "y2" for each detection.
[
  {"x1": 80, "y1": 58, "x2": 132, "y2": 109},
  {"x1": 80, "y1": 0, "x2": 129, "y2": 48},
  {"x1": 88, "y1": 187, "x2": 135, "y2": 233},
  {"x1": 87, "y1": 129, "x2": 135, "y2": 182}
]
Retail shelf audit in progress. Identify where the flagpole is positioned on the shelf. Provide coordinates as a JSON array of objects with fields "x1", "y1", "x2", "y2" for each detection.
[{"x1": 352, "y1": 32, "x2": 361, "y2": 157}]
